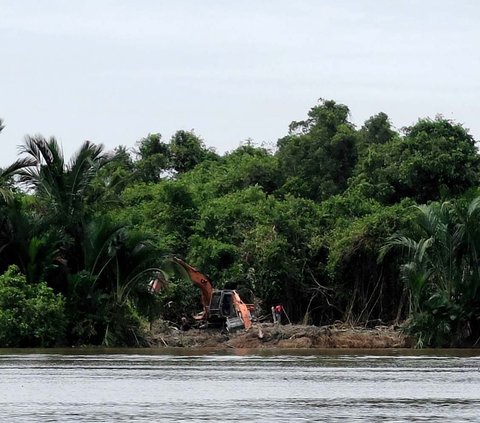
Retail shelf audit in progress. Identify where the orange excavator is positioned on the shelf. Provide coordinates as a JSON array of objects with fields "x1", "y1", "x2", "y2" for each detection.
[{"x1": 171, "y1": 257, "x2": 254, "y2": 330}]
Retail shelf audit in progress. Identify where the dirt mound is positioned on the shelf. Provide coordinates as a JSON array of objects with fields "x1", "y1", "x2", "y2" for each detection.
[{"x1": 148, "y1": 322, "x2": 410, "y2": 349}]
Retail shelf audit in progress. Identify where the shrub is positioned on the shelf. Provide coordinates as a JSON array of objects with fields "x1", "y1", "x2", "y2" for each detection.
[{"x1": 0, "y1": 265, "x2": 66, "y2": 347}]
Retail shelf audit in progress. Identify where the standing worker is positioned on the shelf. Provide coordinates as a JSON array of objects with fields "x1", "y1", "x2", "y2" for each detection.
[
  {"x1": 180, "y1": 314, "x2": 190, "y2": 331},
  {"x1": 274, "y1": 304, "x2": 283, "y2": 324}
]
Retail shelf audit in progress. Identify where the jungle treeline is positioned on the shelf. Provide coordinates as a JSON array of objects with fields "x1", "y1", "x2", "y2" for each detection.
[{"x1": 1, "y1": 99, "x2": 480, "y2": 348}]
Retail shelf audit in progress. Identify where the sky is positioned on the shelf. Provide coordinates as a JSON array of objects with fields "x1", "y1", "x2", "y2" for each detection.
[{"x1": 1, "y1": 0, "x2": 479, "y2": 167}]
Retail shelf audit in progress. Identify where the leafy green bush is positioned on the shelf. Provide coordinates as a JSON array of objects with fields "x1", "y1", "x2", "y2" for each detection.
[
  {"x1": 0, "y1": 265, "x2": 66, "y2": 347},
  {"x1": 383, "y1": 196, "x2": 480, "y2": 346}
]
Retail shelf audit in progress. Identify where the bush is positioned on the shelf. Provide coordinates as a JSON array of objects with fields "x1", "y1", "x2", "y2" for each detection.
[{"x1": 0, "y1": 265, "x2": 66, "y2": 347}]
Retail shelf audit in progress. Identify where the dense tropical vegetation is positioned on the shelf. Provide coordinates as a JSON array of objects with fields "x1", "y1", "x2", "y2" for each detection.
[{"x1": 1, "y1": 100, "x2": 480, "y2": 347}]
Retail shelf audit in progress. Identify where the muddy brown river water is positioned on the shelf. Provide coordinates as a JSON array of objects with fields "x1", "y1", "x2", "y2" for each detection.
[{"x1": 1, "y1": 348, "x2": 479, "y2": 422}]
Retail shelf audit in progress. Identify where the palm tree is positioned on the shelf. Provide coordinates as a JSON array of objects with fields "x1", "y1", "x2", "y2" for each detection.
[
  {"x1": 17, "y1": 136, "x2": 111, "y2": 272},
  {"x1": 0, "y1": 122, "x2": 41, "y2": 276},
  {"x1": 0, "y1": 121, "x2": 35, "y2": 204},
  {"x1": 0, "y1": 159, "x2": 34, "y2": 204},
  {"x1": 19, "y1": 136, "x2": 108, "y2": 221},
  {"x1": 67, "y1": 217, "x2": 166, "y2": 346},
  {"x1": 0, "y1": 198, "x2": 64, "y2": 284},
  {"x1": 381, "y1": 196, "x2": 480, "y2": 346}
]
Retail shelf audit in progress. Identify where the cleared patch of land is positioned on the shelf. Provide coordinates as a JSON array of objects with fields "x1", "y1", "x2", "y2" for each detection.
[{"x1": 148, "y1": 322, "x2": 409, "y2": 349}]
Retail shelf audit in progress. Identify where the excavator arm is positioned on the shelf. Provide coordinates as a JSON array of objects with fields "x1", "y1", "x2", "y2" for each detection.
[{"x1": 172, "y1": 257, "x2": 214, "y2": 318}]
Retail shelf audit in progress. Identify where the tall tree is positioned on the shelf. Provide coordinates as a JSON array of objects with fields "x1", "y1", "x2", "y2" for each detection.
[
  {"x1": 18, "y1": 136, "x2": 110, "y2": 274},
  {"x1": 350, "y1": 117, "x2": 480, "y2": 204},
  {"x1": 170, "y1": 130, "x2": 217, "y2": 174},
  {"x1": 357, "y1": 112, "x2": 398, "y2": 157},
  {"x1": 276, "y1": 99, "x2": 358, "y2": 201},
  {"x1": 134, "y1": 133, "x2": 170, "y2": 183},
  {"x1": 19, "y1": 136, "x2": 108, "y2": 221}
]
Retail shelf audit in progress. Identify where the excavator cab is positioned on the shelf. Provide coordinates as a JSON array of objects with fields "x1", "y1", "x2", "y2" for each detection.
[
  {"x1": 210, "y1": 290, "x2": 235, "y2": 317},
  {"x1": 209, "y1": 289, "x2": 251, "y2": 330}
]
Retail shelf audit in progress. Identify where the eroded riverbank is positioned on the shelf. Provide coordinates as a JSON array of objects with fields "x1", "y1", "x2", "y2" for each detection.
[{"x1": 148, "y1": 322, "x2": 410, "y2": 349}]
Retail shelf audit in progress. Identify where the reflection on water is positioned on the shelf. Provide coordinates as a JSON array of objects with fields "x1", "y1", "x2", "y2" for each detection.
[{"x1": 0, "y1": 349, "x2": 479, "y2": 422}]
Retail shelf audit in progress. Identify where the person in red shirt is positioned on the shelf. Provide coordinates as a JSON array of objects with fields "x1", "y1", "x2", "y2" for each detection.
[{"x1": 274, "y1": 304, "x2": 283, "y2": 324}]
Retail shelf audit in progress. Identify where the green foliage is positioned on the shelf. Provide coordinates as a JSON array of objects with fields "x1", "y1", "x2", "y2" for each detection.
[
  {"x1": 1, "y1": 99, "x2": 479, "y2": 348},
  {"x1": 76, "y1": 217, "x2": 164, "y2": 345},
  {"x1": 0, "y1": 196, "x2": 66, "y2": 287},
  {"x1": 92, "y1": 145, "x2": 137, "y2": 204},
  {"x1": 19, "y1": 136, "x2": 109, "y2": 218},
  {"x1": 358, "y1": 112, "x2": 398, "y2": 152},
  {"x1": 133, "y1": 130, "x2": 218, "y2": 182},
  {"x1": 60, "y1": 216, "x2": 165, "y2": 346},
  {"x1": 177, "y1": 144, "x2": 279, "y2": 204},
  {"x1": 0, "y1": 265, "x2": 66, "y2": 347},
  {"x1": 382, "y1": 196, "x2": 480, "y2": 346},
  {"x1": 114, "y1": 181, "x2": 197, "y2": 255},
  {"x1": 351, "y1": 117, "x2": 480, "y2": 204},
  {"x1": 2, "y1": 139, "x2": 165, "y2": 346},
  {"x1": 212, "y1": 145, "x2": 280, "y2": 195},
  {"x1": 187, "y1": 186, "x2": 268, "y2": 277},
  {"x1": 170, "y1": 130, "x2": 218, "y2": 174},
  {"x1": 0, "y1": 119, "x2": 33, "y2": 205},
  {"x1": 17, "y1": 137, "x2": 111, "y2": 268},
  {"x1": 134, "y1": 133, "x2": 170, "y2": 183},
  {"x1": 66, "y1": 269, "x2": 149, "y2": 346},
  {"x1": 186, "y1": 186, "x2": 323, "y2": 320},
  {"x1": 238, "y1": 195, "x2": 323, "y2": 319},
  {"x1": 324, "y1": 200, "x2": 415, "y2": 323},
  {"x1": 66, "y1": 271, "x2": 107, "y2": 344},
  {"x1": 277, "y1": 99, "x2": 358, "y2": 201},
  {"x1": 154, "y1": 276, "x2": 201, "y2": 323}
]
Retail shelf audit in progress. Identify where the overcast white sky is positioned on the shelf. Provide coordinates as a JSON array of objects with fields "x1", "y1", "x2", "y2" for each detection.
[{"x1": 1, "y1": 1, "x2": 479, "y2": 166}]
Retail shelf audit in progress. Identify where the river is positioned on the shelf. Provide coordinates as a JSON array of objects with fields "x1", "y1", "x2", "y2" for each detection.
[{"x1": 0, "y1": 348, "x2": 479, "y2": 422}]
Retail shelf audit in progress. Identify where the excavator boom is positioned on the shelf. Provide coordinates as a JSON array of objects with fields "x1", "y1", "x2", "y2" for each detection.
[{"x1": 172, "y1": 257, "x2": 214, "y2": 317}]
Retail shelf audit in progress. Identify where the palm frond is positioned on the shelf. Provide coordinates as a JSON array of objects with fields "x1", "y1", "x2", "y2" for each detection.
[
  {"x1": 379, "y1": 233, "x2": 423, "y2": 262},
  {"x1": 0, "y1": 157, "x2": 36, "y2": 203}
]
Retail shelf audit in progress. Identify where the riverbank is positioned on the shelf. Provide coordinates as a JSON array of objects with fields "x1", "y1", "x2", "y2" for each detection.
[{"x1": 148, "y1": 322, "x2": 410, "y2": 349}]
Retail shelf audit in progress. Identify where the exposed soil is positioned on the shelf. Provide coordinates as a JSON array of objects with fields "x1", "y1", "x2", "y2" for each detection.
[{"x1": 148, "y1": 322, "x2": 410, "y2": 349}]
